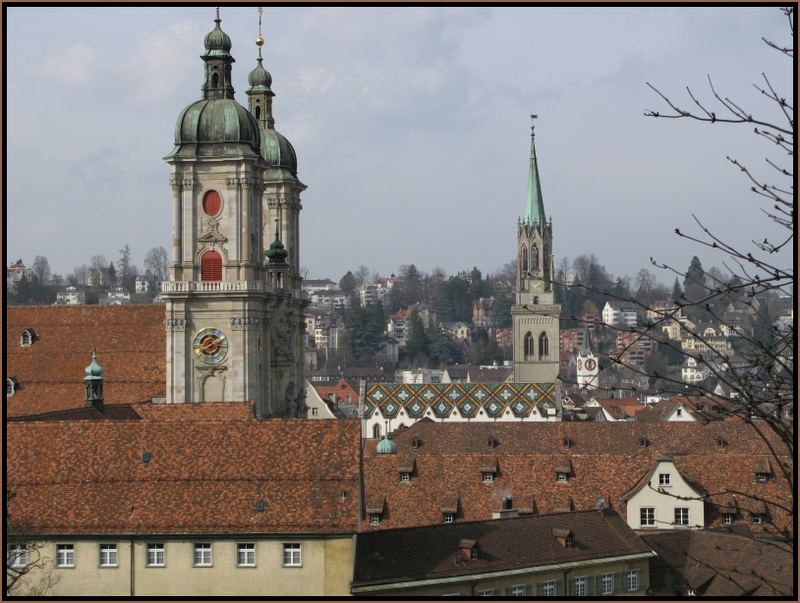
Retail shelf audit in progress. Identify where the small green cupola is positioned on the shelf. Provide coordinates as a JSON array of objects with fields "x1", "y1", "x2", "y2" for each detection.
[
  {"x1": 266, "y1": 220, "x2": 289, "y2": 288},
  {"x1": 84, "y1": 349, "x2": 104, "y2": 411},
  {"x1": 376, "y1": 434, "x2": 397, "y2": 455},
  {"x1": 202, "y1": 8, "x2": 235, "y2": 101}
]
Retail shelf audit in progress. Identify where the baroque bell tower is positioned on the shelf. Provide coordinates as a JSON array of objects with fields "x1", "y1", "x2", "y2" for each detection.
[
  {"x1": 161, "y1": 10, "x2": 306, "y2": 417},
  {"x1": 512, "y1": 116, "x2": 561, "y2": 383}
]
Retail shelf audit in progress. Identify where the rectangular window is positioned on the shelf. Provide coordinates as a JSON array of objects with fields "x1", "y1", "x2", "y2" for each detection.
[
  {"x1": 658, "y1": 473, "x2": 671, "y2": 486},
  {"x1": 640, "y1": 507, "x2": 655, "y2": 527},
  {"x1": 99, "y1": 544, "x2": 118, "y2": 568},
  {"x1": 56, "y1": 544, "x2": 75, "y2": 568},
  {"x1": 482, "y1": 472, "x2": 495, "y2": 483},
  {"x1": 311, "y1": 407, "x2": 319, "y2": 416},
  {"x1": 556, "y1": 472, "x2": 569, "y2": 483},
  {"x1": 756, "y1": 472, "x2": 769, "y2": 483},
  {"x1": 722, "y1": 513, "x2": 734, "y2": 525},
  {"x1": 8, "y1": 544, "x2": 27, "y2": 568},
  {"x1": 542, "y1": 580, "x2": 556, "y2": 597},
  {"x1": 627, "y1": 569, "x2": 640, "y2": 592},
  {"x1": 508, "y1": 584, "x2": 529, "y2": 596},
  {"x1": 237, "y1": 543, "x2": 256, "y2": 567},
  {"x1": 601, "y1": 572, "x2": 614, "y2": 595},
  {"x1": 193, "y1": 543, "x2": 212, "y2": 567},
  {"x1": 443, "y1": 513, "x2": 455, "y2": 524},
  {"x1": 674, "y1": 507, "x2": 690, "y2": 526},
  {"x1": 146, "y1": 543, "x2": 165, "y2": 567},
  {"x1": 477, "y1": 589, "x2": 497, "y2": 596},
  {"x1": 370, "y1": 514, "x2": 381, "y2": 526},
  {"x1": 573, "y1": 576, "x2": 588, "y2": 596},
  {"x1": 282, "y1": 543, "x2": 301, "y2": 567},
  {"x1": 400, "y1": 472, "x2": 410, "y2": 483}
]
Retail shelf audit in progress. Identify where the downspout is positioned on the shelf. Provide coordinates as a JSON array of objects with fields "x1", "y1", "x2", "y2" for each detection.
[
  {"x1": 130, "y1": 537, "x2": 135, "y2": 596},
  {"x1": 562, "y1": 567, "x2": 571, "y2": 598}
]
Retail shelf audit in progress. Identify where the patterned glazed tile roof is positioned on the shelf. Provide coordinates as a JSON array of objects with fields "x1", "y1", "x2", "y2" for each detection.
[
  {"x1": 6, "y1": 305, "x2": 166, "y2": 416},
  {"x1": 7, "y1": 408, "x2": 362, "y2": 536},
  {"x1": 364, "y1": 382, "x2": 556, "y2": 420},
  {"x1": 352, "y1": 509, "x2": 653, "y2": 588},
  {"x1": 362, "y1": 421, "x2": 792, "y2": 535}
]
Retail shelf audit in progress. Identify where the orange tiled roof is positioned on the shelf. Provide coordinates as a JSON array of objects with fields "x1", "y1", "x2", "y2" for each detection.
[
  {"x1": 6, "y1": 305, "x2": 166, "y2": 416},
  {"x1": 7, "y1": 407, "x2": 362, "y2": 535},
  {"x1": 362, "y1": 421, "x2": 792, "y2": 536}
]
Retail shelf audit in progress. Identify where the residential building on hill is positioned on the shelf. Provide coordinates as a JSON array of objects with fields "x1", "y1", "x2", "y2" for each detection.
[{"x1": 602, "y1": 301, "x2": 638, "y2": 328}]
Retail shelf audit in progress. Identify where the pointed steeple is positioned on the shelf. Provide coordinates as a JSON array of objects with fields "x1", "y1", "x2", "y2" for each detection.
[
  {"x1": 524, "y1": 115, "x2": 546, "y2": 226},
  {"x1": 578, "y1": 323, "x2": 593, "y2": 357}
]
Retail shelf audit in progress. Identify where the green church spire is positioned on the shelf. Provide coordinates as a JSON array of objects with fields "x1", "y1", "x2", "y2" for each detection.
[{"x1": 524, "y1": 115, "x2": 546, "y2": 226}]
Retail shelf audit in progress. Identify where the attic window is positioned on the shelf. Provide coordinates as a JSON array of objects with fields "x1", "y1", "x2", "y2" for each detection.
[
  {"x1": 6, "y1": 378, "x2": 16, "y2": 397},
  {"x1": 564, "y1": 535, "x2": 574, "y2": 548},
  {"x1": 502, "y1": 496, "x2": 513, "y2": 511},
  {"x1": 639, "y1": 438, "x2": 649, "y2": 448},
  {"x1": 20, "y1": 330, "x2": 34, "y2": 347},
  {"x1": 756, "y1": 472, "x2": 769, "y2": 483},
  {"x1": 255, "y1": 499, "x2": 265, "y2": 513},
  {"x1": 411, "y1": 437, "x2": 422, "y2": 449},
  {"x1": 487, "y1": 437, "x2": 498, "y2": 449},
  {"x1": 482, "y1": 472, "x2": 495, "y2": 483},
  {"x1": 370, "y1": 514, "x2": 381, "y2": 526},
  {"x1": 562, "y1": 437, "x2": 572, "y2": 449},
  {"x1": 557, "y1": 472, "x2": 569, "y2": 483},
  {"x1": 399, "y1": 472, "x2": 410, "y2": 483},
  {"x1": 443, "y1": 512, "x2": 455, "y2": 524},
  {"x1": 716, "y1": 438, "x2": 726, "y2": 449},
  {"x1": 141, "y1": 452, "x2": 152, "y2": 464}
]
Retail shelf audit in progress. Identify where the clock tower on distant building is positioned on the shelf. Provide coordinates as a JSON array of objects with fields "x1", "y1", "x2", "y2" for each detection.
[
  {"x1": 576, "y1": 325, "x2": 599, "y2": 389},
  {"x1": 161, "y1": 10, "x2": 306, "y2": 417},
  {"x1": 512, "y1": 117, "x2": 561, "y2": 383}
]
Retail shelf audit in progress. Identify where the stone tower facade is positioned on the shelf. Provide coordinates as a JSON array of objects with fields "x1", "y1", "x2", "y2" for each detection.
[
  {"x1": 161, "y1": 11, "x2": 306, "y2": 417},
  {"x1": 512, "y1": 119, "x2": 561, "y2": 383}
]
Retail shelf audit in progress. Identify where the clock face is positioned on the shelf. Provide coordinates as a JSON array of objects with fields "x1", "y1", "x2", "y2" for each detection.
[
  {"x1": 576, "y1": 359, "x2": 583, "y2": 371},
  {"x1": 584, "y1": 358, "x2": 597, "y2": 371},
  {"x1": 193, "y1": 328, "x2": 228, "y2": 364}
]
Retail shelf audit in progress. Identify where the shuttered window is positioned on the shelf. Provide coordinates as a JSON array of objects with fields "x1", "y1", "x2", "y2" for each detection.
[
  {"x1": 201, "y1": 251, "x2": 222, "y2": 281},
  {"x1": 203, "y1": 190, "x2": 221, "y2": 216}
]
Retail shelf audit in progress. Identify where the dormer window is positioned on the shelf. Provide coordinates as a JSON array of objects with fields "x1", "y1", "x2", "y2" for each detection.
[
  {"x1": 443, "y1": 513, "x2": 455, "y2": 524},
  {"x1": 370, "y1": 514, "x2": 381, "y2": 526},
  {"x1": 676, "y1": 408, "x2": 683, "y2": 417},
  {"x1": 716, "y1": 438, "x2": 726, "y2": 449},
  {"x1": 411, "y1": 437, "x2": 422, "y2": 449},
  {"x1": 20, "y1": 329, "x2": 34, "y2": 347},
  {"x1": 564, "y1": 535, "x2": 574, "y2": 548},
  {"x1": 756, "y1": 472, "x2": 769, "y2": 483},
  {"x1": 481, "y1": 457, "x2": 498, "y2": 483},
  {"x1": 399, "y1": 472, "x2": 410, "y2": 483},
  {"x1": 639, "y1": 438, "x2": 649, "y2": 448},
  {"x1": 557, "y1": 472, "x2": 569, "y2": 483},
  {"x1": 722, "y1": 513, "x2": 735, "y2": 525},
  {"x1": 487, "y1": 437, "x2": 498, "y2": 450},
  {"x1": 6, "y1": 378, "x2": 16, "y2": 397},
  {"x1": 482, "y1": 472, "x2": 495, "y2": 483},
  {"x1": 751, "y1": 513, "x2": 765, "y2": 525},
  {"x1": 562, "y1": 437, "x2": 572, "y2": 450}
]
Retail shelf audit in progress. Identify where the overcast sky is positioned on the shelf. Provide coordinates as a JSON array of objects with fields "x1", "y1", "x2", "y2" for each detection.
[{"x1": 6, "y1": 6, "x2": 792, "y2": 284}]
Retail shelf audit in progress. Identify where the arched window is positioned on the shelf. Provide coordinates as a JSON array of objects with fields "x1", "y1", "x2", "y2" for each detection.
[
  {"x1": 524, "y1": 332, "x2": 534, "y2": 359},
  {"x1": 255, "y1": 104, "x2": 261, "y2": 120},
  {"x1": 538, "y1": 332, "x2": 549, "y2": 360},
  {"x1": 531, "y1": 244, "x2": 539, "y2": 272},
  {"x1": 372, "y1": 423, "x2": 382, "y2": 439},
  {"x1": 521, "y1": 245, "x2": 528, "y2": 273},
  {"x1": 211, "y1": 72, "x2": 219, "y2": 87},
  {"x1": 20, "y1": 330, "x2": 33, "y2": 347},
  {"x1": 533, "y1": 296, "x2": 539, "y2": 305},
  {"x1": 201, "y1": 250, "x2": 222, "y2": 281},
  {"x1": 202, "y1": 190, "x2": 221, "y2": 216}
]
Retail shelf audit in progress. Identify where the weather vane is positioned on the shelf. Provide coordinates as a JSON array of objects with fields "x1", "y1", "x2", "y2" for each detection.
[
  {"x1": 256, "y1": 7, "x2": 264, "y2": 50},
  {"x1": 530, "y1": 114, "x2": 538, "y2": 137}
]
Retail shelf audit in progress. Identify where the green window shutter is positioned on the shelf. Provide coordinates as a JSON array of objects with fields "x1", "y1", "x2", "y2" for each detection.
[
  {"x1": 587, "y1": 576, "x2": 594, "y2": 596},
  {"x1": 554, "y1": 581, "x2": 562, "y2": 596},
  {"x1": 615, "y1": 572, "x2": 624, "y2": 594},
  {"x1": 525, "y1": 585, "x2": 532, "y2": 596},
  {"x1": 537, "y1": 583, "x2": 545, "y2": 596}
]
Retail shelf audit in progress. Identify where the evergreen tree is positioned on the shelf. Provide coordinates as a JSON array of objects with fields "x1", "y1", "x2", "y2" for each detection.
[
  {"x1": 339, "y1": 270, "x2": 356, "y2": 295},
  {"x1": 405, "y1": 310, "x2": 429, "y2": 363},
  {"x1": 671, "y1": 278, "x2": 683, "y2": 302},
  {"x1": 491, "y1": 290, "x2": 513, "y2": 328}
]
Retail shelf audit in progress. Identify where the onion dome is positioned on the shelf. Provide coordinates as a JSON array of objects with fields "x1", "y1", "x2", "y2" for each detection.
[
  {"x1": 266, "y1": 222, "x2": 288, "y2": 264},
  {"x1": 169, "y1": 99, "x2": 261, "y2": 158},
  {"x1": 84, "y1": 349, "x2": 103, "y2": 381},
  {"x1": 261, "y1": 128, "x2": 298, "y2": 175},
  {"x1": 376, "y1": 434, "x2": 397, "y2": 455},
  {"x1": 203, "y1": 9, "x2": 232, "y2": 57},
  {"x1": 248, "y1": 53, "x2": 273, "y2": 92}
]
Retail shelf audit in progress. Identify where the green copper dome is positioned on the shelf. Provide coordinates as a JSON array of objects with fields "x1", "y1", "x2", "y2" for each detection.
[
  {"x1": 204, "y1": 11, "x2": 232, "y2": 57},
  {"x1": 266, "y1": 223, "x2": 289, "y2": 264},
  {"x1": 261, "y1": 128, "x2": 298, "y2": 176},
  {"x1": 248, "y1": 57, "x2": 273, "y2": 91},
  {"x1": 376, "y1": 434, "x2": 396, "y2": 455},
  {"x1": 169, "y1": 99, "x2": 261, "y2": 157},
  {"x1": 84, "y1": 350, "x2": 103, "y2": 381}
]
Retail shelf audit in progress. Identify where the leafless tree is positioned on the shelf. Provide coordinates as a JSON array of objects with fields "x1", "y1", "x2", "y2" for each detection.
[{"x1": 144, "y1": 246, "x2": 168, "y2": 282}]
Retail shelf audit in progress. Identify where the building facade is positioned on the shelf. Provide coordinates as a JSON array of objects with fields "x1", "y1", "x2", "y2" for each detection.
[
  {"x1": 512, "y1": 119, "x2": 560, "y2": 383},
  {"x1": 160, "y1": 12, "x2": 306, "y2": 417}
]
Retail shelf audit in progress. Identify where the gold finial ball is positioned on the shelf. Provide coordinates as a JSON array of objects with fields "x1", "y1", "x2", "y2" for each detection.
[{"x1": 256, "y1": 34, "x2": 264, "y2": 47}]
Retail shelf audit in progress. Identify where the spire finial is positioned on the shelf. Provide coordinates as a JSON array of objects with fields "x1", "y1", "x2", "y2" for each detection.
[
  {"x1": 215, "y1": 6, "x2": 221, "y2": 24},
  {"x1": 256, "y1": 7, "x2": 265, "y2": 49},
  {"x1": 274, "y1": 218, "x2": 280, "y2": 241},
  {"x1": 530, "y1": 114, "x2": 538, "y2": 138}
]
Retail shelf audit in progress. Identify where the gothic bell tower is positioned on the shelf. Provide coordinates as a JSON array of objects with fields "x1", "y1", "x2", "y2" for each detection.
[
  {"x1": 512, "y1": 117, "x2": 561, "y2": 383},
  {"x1": 161, "y1": 10, "x2": 305, "y2": 417}
]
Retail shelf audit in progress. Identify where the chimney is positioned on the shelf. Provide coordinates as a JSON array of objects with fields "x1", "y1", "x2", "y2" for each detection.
[{"x1": 84, "y1": 349, "x2": 104, "y2": 412}]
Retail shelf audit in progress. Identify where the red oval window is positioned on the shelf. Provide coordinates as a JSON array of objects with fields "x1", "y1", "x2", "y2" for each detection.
[
  {"x1": 201, "y1": 251, "x2": 222, "y2": 281},
  {"x1": 203, "y1": 190, "x2": 221, "y2": 216}
]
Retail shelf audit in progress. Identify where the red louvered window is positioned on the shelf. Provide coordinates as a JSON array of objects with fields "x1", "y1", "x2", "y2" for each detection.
[
  {"x1": 203, "y1": 190, "x2": 222, "y2": 216},
  {"x1": 201, "y1": 251, "x2": 222, "y2": 281}
]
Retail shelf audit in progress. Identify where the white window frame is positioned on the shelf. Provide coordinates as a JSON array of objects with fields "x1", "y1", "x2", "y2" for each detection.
[
  {"x1": 756, "y1": 472, "x2": 769, "y2": 483},
  {"x1": 400, "y1": 472, "x2": 410, "y2": 483},
  {"x1": 752, "y1": 513, "x2": 764, "y2": 525},
  {"x1": 509, "y1": 584, "x2": 529, "y2": 596},
  {"x1": 311, "y1": 407, "x2": 319, "y2": 416},
  {"x1": 8, "y1": 544, "x2": 28, "y2": 568},
  {"x1": 193, "y1": 543, "x2": 213, "y2": 567},
  {"x1": 477, "y1": 588, "x2": 497, "y2": 596},
  {"x1": 6, "y1": 378, "x2": 15, "y2": 397},
  {"x1": 627, "y1": 569, "x2": 640, "y2": 592},
  {"x1": 99, "y1": 544, "x2": 118, "y2": 568},
  {"x1": 722, "y1": 513, "x2": 734, "y2": 525},
  {"x1": 482, "y1": 472, "x2": 495, "y2": 483},
  {"x1": 146, "y1": 543, "x2": 165, "y2": 567},
  {"x1": 640, "y1": 507, "x2": 655, "y2": 527},
  {"x1": 236, "y1": 543, "x2": 256, "y2": 568},
  {"x1": 20, "y1": 331, "x2": 32, "y2": 347},
  {"x1": 282, "y1": 543, "x2": 302, "y2": 567},
  {"x1": 370, "y1": 513, "x2": 381, "y2": 526},
  {"x1": 573, "y1": 576, "x2": 588, "y2": 596},
  {"x1": 674, "y1": 507, "x2": 690, "y2": 526},
  {"x1": 658, "y1": 473, "x2": 671, "y2": 486},
  {"x1": 601, "y1": 572, "x2": 614, "y2": 595},
  {"x1": 443, "y1": 513, "x2": 455, "y2": 524},
  {"x1": 56, "y1": 544, "x2": 75, "y2": 568},
  {"x1": 542, "y1": 580, "x2": 556, "y2": 597},
  {"x1": 556, "y1": 472, "x2": 569, "y2": 483}
]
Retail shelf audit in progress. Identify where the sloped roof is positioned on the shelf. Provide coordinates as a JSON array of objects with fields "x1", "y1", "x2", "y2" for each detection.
[
  {"x1": 6, "y1": 305, "x2": 166, "y2": 416},
  {"x1": 352, "y1": 509, "x2": 653, "y2": 588},
  {"x1": 595, "y1": 397, "x2": 645, "y2": 420},
  {"x1": 7, "y1": 407, "x2": 361, "y2": 536},
  {"x1": 362, "y1": 421, "x2": 792, "y2": 535}
]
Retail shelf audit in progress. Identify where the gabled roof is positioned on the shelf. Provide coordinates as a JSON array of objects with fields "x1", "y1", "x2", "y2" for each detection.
[
  {"x1": 7, "y1": 305, "x2": 166, "y2": 416},
  {"x1": 8, "y1": 407, "x2": 361, "y2": 536},
  {"x1": 352, "y1": 510, "x2": 653, "y2": 590}
]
